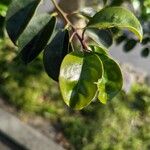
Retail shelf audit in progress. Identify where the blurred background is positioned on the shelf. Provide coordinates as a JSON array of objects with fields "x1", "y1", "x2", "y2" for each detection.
[{"x1": 0, "y1": 0, "x2": 150, "y2": 150}]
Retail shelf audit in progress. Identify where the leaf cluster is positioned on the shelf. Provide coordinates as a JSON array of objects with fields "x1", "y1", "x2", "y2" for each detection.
[
  {"x1": 112, "y1": 0, "x2": 150, "y2": 57},
  {"x1": 0, "y1": 0, "x2": 11, "y2": 38},
  {"x1": 5, "y1": 0, "x2": 143, "y2": 109}
]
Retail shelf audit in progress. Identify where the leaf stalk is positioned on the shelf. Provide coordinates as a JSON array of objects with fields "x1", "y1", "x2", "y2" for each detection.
[{"x1": 51, "y1": 0, "x2": 88, "y2": 50}]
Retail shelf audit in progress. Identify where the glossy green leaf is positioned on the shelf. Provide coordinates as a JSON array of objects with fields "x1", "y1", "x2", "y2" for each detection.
[
  {"x1": 43, "y1": 30, "x2": 69, "y2": 81},
  {"x1": 87, "y1": 7, "x2": 143, "y2": 42},
  {"x1": 6, "y1": 0, "x2": 41, "y2": 44},
  {"x1": 18, "y1": 14, "x2": 56, "y2": 64},
  {"x1": 59, "y1": 52, "x2": 103, "y2": 110},
  {"x1": 89, "y1": 45, "x2": 108, "y2": 55},
  {"x1": 0, "y1": 4, "x2": 8, "y2": 17},
  {"x1": 97, "y1": 54, "x2": 123, "y2": 104},
  {"x1": 86, "y1": 28, "x2": 113, "y2": 49}
]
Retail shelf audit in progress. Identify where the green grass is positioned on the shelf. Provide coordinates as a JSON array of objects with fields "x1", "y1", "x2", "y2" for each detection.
[{"x1": 0, "y1": 39, "x2": 64, "y2": 117}]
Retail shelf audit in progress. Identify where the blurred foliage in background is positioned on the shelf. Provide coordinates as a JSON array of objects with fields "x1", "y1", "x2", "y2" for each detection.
[
  {"x1": 0, "y1": 0, "x2": 150, "y2": 149},
  {"x1": 62, "y1": 85, "x2": 150, "y2": 150},
  {"x1": 0, "y1": 40, "x2": 64, "y2": 117},
  {"x1": 0, "y1": 0, "x2": 11, "y2": 38}
]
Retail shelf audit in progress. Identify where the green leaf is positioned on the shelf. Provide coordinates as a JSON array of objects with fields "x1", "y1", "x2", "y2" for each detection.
[
  {"x1": 18, "y1": 14, "x2": 56, "y2": 64},
  {"x1": 141, "y1": 48, "x2": 149, "y2": 57},
  {"x1": 6, "y1": 0, "x2": 41, "y2": 44},
  {"x1": 116, "y1": 34, "x2": 127, "y2": 44},
  {"x1": 110, "y1": 0, "x2": 124, "y2": 6},
  {"x1": 43, "y1": 30, "x2": 69, "y2": 81},
  {"x1": 59, "y1": 52, "x2": 103, "y2": 110},
  {"x1": 0, "y1": 16, "x2": 5, "y2": 38},
  {"x1": 97, "y1": 54, "x2": 123, "y2": 104},
  {"x1": 123, "y1": 39, "x2": 137, "y2": 52},
  {"x1": 0, "y1": 4, "x2": 8, "y2": 17},
  {"x1": 0, "y1": 0, "x2": 11, "y2": 6},
  {"x1": 103, "y1": 0, "x2": 108, "y2": 6},
  {"x1": 89, "y1": 45, "x2": 108, "y2": 55},
  {"x1": 86, "y1": 28, "x2": 113, "y2": 49},
  {"x1": 142, "y1": 37, "x2": 150, "y2": 45},
  {"x1": 87, "y1": 7, "x2": 143, "y2": 42}
]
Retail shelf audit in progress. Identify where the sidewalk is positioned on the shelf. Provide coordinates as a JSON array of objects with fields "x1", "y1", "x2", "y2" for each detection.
[{"x1": 0, "y1": 108, "x2": 64, "y2": 150}]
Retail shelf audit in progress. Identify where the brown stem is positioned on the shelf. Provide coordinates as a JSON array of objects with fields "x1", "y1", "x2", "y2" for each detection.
[
  {"x1": 51, "y1": 0, "x2": 88, "y2": 50},
  {"x1": 72, "y1": 28, "x2": 88, "y2": 49}
]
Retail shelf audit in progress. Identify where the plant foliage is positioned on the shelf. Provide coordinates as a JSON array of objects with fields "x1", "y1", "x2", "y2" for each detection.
[
  {"x1": 5, "y1": 0, "x2": 143, "y2": 109},
  {"x1": 111, "y1": 0, "x2": 150, "y2": 57},
  {"x1": 0, "y1": 0, "x2": 11, "y2": 38}
]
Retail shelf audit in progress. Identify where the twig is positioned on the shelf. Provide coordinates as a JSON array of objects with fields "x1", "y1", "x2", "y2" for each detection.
[{"x1": 51, "y1": 0, "x2": 88, "y2": 50}]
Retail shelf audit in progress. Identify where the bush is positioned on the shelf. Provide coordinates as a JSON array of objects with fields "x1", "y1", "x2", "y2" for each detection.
[
  {"x1": 0, "y1": 39, "x2": 63, "y2": 116},
  {"x1": 60, "y1": 84, "x2": 150, "y2": 150}
]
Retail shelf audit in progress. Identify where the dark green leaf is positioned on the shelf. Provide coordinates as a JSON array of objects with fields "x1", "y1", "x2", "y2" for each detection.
[
  {"x1": 141, "y1": 47, "x2": 149, "y2": 57},
  {"x1": 0, "y1": 0, "x2": 11, "y2": 6},
  {"x1": 43, "y1": 30, "x2": 69, "y2": 81},
  {"x1": 0, "y1": 16, "x2": 5, "y2": 38},
  {"x1": 18, "y1": 14, "x2": 56, "y2": 64},
  {"x1": 97, "y1": 54, "x2": 123, "y2": 104},
  {"x1": 86, "y1": 28, "x2": 113, "y2": 49},
  {"x1": 110, "y1": 0, "x2": 124, "y2": 6},
  {"x1": 110, "y1": 27, "x2": 120, "y2": 36},
  {"x1": 116, "y1": 34, "x2": 127, "y2": 44},
  {"x1": 123, "y1": 39, "x2": 137, "y2": 52},
  {"x1": 59, "y1": 52, "x2": 103, "y2": 110},
  {"x1": 142, "y1": 37, "x2": 150, "y2": 45},
  {"x1": 87, "y1": 7, "x2": 143, "y2": 42},
  {"x1": 103, "y1": 0, "x2": 108, "y2": 6},
  {"x1": 6, "y1": 0, "x2": 41, "y2": 44}
]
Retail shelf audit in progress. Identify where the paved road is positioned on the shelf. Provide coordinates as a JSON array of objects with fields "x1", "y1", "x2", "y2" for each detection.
[
  {"x1": 0, "y1": 141, "x2": 10, "y2": 150},
  {"x1": 0, "y1": 108, "x2": 64, "y2": 150},
  {"x1": 0, "y1": 131, "x2": 27, "y2": 150},
  {"x1": 110, "y1": 44, "x2": 150, "y2": 74}
]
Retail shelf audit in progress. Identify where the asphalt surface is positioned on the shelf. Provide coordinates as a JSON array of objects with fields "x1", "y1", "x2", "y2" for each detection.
[{"x1": 110, "y1": 44, "x2": 150, "y2": 74}]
